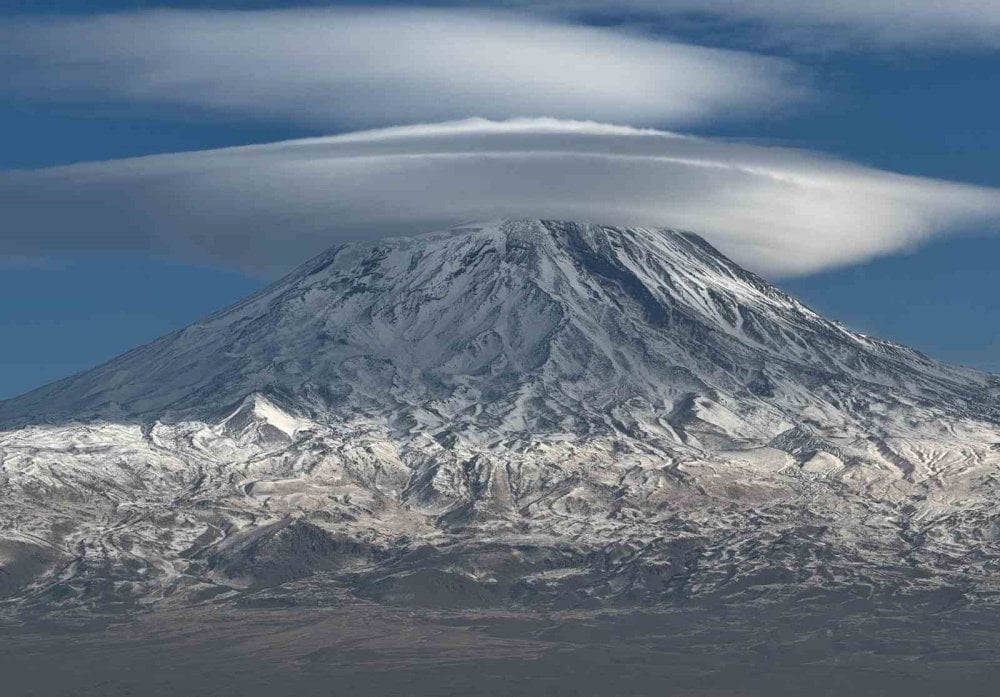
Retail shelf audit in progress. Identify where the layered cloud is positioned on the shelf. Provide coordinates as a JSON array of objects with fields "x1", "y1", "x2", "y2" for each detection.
[
  {"x1": 0, "y1": 8, "x2": 804, "y2": 129},
  {"x1": 2, "y1": 119, "x2": 997, "y2": 277},
  {"x1": 7, "y1": 2, "x2": 997, "y2": 51}
]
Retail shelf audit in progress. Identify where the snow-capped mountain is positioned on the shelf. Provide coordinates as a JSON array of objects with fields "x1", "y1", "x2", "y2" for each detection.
[{"x1": 2, "y1": 219, "x2": 1000, "y2": 615}]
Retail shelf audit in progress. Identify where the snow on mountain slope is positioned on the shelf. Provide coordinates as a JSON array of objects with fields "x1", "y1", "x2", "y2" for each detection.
[
  {"x1": 3, "y1": 220, "x2": 995, "y2": 435},
  {"x1": 2, "y1": 219, "x2": 1000, "y2": 616}
]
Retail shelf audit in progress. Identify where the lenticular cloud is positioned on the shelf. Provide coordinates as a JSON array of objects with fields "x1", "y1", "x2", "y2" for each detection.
[
  {"x1": 1, "y1": 119, "x2": 998, "y2": 277},
  {"x1": 0, "y1": 8, "x2": 803, "y2": 129}
]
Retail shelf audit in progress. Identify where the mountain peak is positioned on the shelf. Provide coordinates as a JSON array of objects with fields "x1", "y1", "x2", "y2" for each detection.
[
  {"x1": 216, "y1": 392, "x2": 310, "y2": 446},
  {"x1": 0, "y1": 219, "x2": 994, "y2": 442}
]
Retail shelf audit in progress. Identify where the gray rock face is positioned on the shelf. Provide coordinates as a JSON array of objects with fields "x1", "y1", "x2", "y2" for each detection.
[{"x1": 2, "y1": 219, "x2": 1000, "y2": 617}]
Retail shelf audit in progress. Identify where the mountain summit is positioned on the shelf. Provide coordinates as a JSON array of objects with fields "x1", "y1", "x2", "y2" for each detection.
[{"x1": 2, "y1": 220, "x2": 1000, "y2": 614}]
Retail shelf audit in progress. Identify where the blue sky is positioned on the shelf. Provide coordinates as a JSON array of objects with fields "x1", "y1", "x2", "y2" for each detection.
[{"x1": 1, "y1": 1, "x2": 999, "y2": 399}]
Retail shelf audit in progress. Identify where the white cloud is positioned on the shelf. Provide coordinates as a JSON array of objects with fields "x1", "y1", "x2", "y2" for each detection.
[
  {"x1": 478, "y1": 0, "x2": 1000, "y2": 49},
  {"x1": 0, "y1": 8, "x2": 805, "y2": 128},
  {"x1": 2, "y1": 118, "x2": 997, "y2": 278}
]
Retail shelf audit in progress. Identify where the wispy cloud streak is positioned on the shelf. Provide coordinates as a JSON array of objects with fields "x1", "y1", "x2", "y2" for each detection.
[{"x1": 473, "y1": 0, "x2": 1000, "y2": 49}]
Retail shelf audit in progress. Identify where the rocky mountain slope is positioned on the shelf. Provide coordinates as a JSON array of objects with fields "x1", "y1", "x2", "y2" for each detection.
[{"x1": 2, "y1": 219, "x2": 1000, "y2": 617}]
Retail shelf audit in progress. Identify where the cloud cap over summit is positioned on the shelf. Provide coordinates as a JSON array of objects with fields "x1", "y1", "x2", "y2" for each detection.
[{"x1": 2, "y1": 119, "x2": 998, "y2": 277}]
